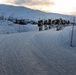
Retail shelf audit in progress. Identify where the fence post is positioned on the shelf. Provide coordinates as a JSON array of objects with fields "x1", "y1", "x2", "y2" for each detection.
[
  {"x1": 70, "y1": 17, "x2": 75, "y2": 47},
  {"x1": 19, "y1": 24, "x2": 20, "y2": 33}
]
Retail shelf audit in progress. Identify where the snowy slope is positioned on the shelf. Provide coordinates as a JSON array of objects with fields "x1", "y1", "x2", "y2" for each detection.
[{"x1": 0, "y1": 4, "x2": 74, "y2": 20}]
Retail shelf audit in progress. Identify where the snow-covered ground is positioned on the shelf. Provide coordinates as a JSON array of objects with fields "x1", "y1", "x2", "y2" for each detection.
[
  {"x1": 0, "y1": 19, "x2": 76, "y2": 75},
  {"x1": 0, "y1": 4, "x2": 76, "y2": 75},
  {"x1": 0, "y1": 20, "x2": 39, "y2": 34}
]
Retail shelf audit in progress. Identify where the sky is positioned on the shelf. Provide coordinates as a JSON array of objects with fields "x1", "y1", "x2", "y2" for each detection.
[{"x1": 0, "y1": 0, "x2": 76, "y2": 15}]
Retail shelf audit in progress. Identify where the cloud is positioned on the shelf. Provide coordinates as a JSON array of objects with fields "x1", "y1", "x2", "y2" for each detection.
[
  {"x1": 4, "y1": 0, "x2": 55, "y2": 12},
  {"x1": 69, "y1": 11, "x2": 76, "y2": 16},
  {"x1": 6, "y1": 0, "x2": 54, "y2": 6}
]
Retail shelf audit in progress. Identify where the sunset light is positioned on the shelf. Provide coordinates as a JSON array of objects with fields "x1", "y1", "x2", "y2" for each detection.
[{"x1": 0, "y1": 0, "x2": 76, "y2": 15}]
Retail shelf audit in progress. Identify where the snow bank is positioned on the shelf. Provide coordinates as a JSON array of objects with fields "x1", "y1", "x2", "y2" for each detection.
[
  {"x1": 21, "y1": 24, "x2": 38, "y2": 32},
  {"x1": 59, "y1": 25, "x2": 76, "y2": 47},
  {"x1": 0, "y1": 20, "x2": 17, "y2": 34},
  {"x1": 0, "y1": 20, "x2": 39, "y2": 34}
]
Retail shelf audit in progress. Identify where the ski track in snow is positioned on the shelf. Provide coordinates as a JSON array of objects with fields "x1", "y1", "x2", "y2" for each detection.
[{"x1": 0, "y1": 30, "x2": 76, "y2": 75}]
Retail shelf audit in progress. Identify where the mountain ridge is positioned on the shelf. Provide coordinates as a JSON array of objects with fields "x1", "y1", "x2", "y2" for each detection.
[{"x1": 0, "y1": 4, "x2": 75, "y2": 20}]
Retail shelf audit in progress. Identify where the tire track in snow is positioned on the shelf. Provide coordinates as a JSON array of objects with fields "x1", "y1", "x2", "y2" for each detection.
[
  {"x1": 0, "y1": 34, "x2": 28, "y2": 75},
  {"x1": 0, "y1": 34, "x2": 16, "y2": 75},
  {"x1": 30, "y1": 32, "x2": 67, "y2": 75},
  {"x1": 12, "y1": 33, "x2": 49, "y2": 75},
  {"x1": 0, "y1": 30, "x2": 76, "y2": 75},
  {"x1": 0, "y1": 32, "x2": 40, "y2": 75},
  {"x1": 31, "y1": 31, "x2": 76, "y2": 75}
]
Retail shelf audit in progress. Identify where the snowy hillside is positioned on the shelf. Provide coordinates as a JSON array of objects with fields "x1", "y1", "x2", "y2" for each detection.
[{"x1": 0, "y1": 4, "x2": 74, "y2": 20}]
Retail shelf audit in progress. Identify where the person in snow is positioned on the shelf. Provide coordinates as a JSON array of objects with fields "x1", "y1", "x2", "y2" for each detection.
[
  {"x1": 47, "y1": 19, "x2": 52, "y2": 29},
  {"x1": 38, "y1": 20, "x2": 43, "y2": 31},
  {"x1": 44, "y1": 20, "x2": 48, "y2": 30}
]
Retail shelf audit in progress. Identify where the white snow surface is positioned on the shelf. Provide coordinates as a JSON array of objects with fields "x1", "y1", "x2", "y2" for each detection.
[
  {"x1": 0, "y1": 20, "x2": 38, "y2": 34},
  {"x1": 0, "y1": 20, "x2": 76, "y2": 75},
  {"x1": 0, "y1": 4, "x2": 76, "y2": 75}
]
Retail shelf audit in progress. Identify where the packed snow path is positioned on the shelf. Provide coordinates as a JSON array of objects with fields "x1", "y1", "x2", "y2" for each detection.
[{"x1": 0, "y1": 30, "x2": 76, "y2": 75}]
